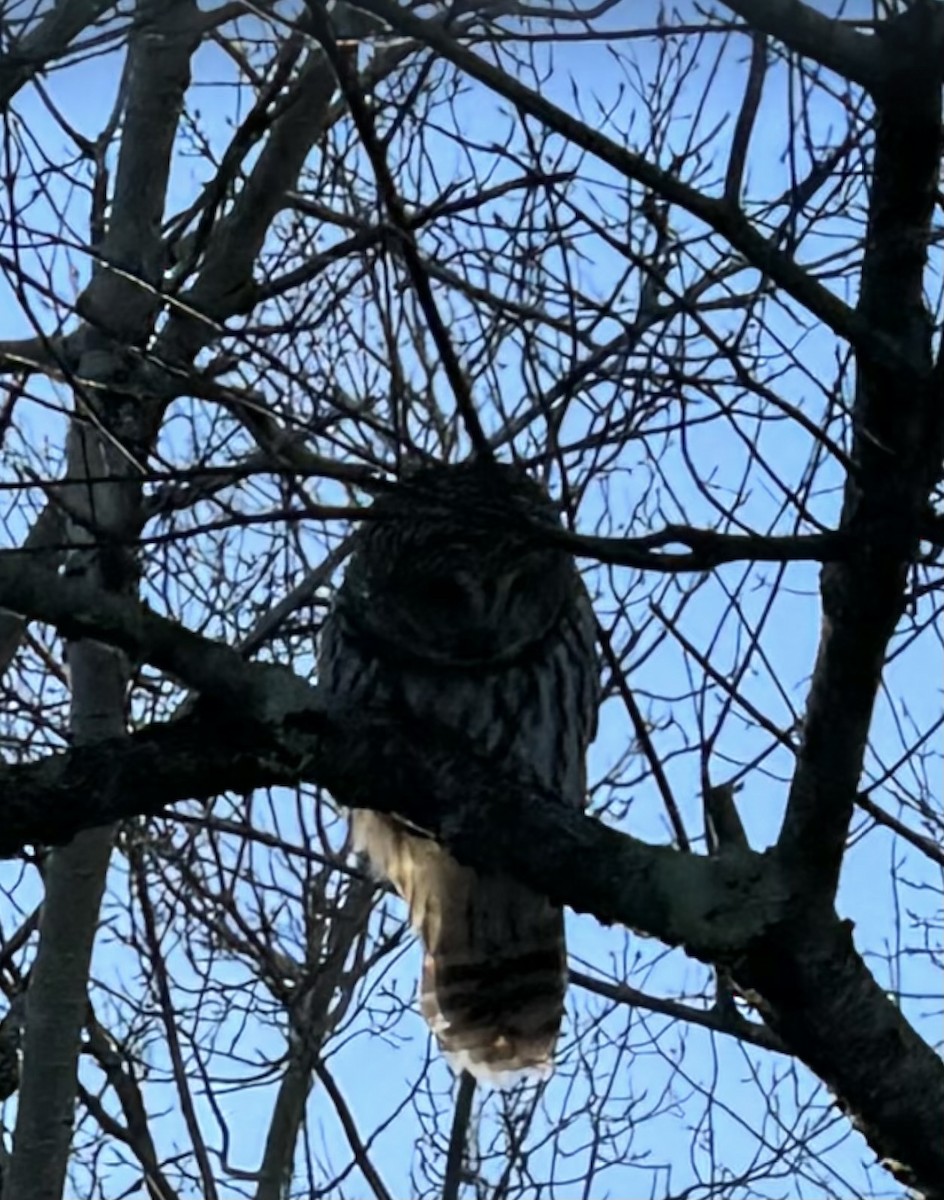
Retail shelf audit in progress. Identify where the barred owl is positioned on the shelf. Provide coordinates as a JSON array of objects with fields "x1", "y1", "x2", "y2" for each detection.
[{"x1": 319, "y1": 459, "x2": 599, "y2": 1083}]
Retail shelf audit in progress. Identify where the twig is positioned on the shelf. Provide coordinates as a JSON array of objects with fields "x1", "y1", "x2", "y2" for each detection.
[
  {"x1": 725, "y1": 31, "x2": 767, "y2": 205},
  {"x1": 443, "y1": 1070, "x2": 476, "y2": 1200},
  {"x1": 570, "y1": 969, "x2": 786, "y2": 1055},
  {"x1": 303, "y1": 2, "x2": 491, "y2": 458}
]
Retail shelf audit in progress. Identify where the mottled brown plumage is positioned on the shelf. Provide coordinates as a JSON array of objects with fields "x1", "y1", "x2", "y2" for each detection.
[{"x1": 318, "y1": 460, "x2": 599, "y2": 1083}]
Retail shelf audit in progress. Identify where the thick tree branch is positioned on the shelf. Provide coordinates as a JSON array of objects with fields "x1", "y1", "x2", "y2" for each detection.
[
  {"x1": 0, "y1": 682, "x2": 941, "y2": 1194},
  {"x1": 0, "y1": 504, "x2": 67, "y2": 672},
  {"x1": 0, "y1": 553, "x2": 312, "y2": 716},
  {"x1": 76, "y1": 0, "x2": 202, "y2": 347},
  {"x1": 0, "y1": 554, "x2": 784, "y2": 954},
  {"x1": 0, "y1": 334, "x2": 81, "y2": 377},
  {"x1": 733, "y1": 916, "x2": 944, "y2": 1200},
  {"x1": 0, "y1": 692, "x2": 790, "y2": 964},
  {"x1": 0, "y1": 0, "x2": 118, "y2": 108},
  {"x1": 0, "y1": 556, "x2": 941, "y2": 1193},
  {"x1": 4, "y1": 11, "x2": 208, "y2": 1196},
  {"x1": 776, "y1": 23, "x2": 943, "y2": 896},
  {"x1": 718, "y1": 0, "x2": 884, "y2": 89}
]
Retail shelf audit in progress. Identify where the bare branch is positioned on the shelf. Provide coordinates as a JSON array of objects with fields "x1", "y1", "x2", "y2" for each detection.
[
  {"x1": 347, "y1": 0, "x2": 919, "y2": 377},
  {"x1": 156, "y1": 42, "x2": 338, "y2": 363},
  {"x1": 0, "y1": 0, "x2": 119, "y2": 108},
  {"x1": 560, "y1": 525, "x2": 846, "y2": 571},
  {"x1": 724, "y1": 31, "x2": 767, "y2": 207},
  {"x1": 0, "y1": 557, "x2": 940, "y2": 1194},
  {"x1": 569, "y1": 969, "x2": 785, "y2": 1055},
  {"x1": 443, "y1": 1072, "x2": 477, "y2": 1200},
  {"x1": 777, "y1": 24, "x2": 943, "y2": 895},
  {"x1": 718, "y1": 0, "x2": 885, "y2": 89},
  {"x1": 0, "y1": 503, "x2": 68, "y2": 673},
  {"x1": 304, "y1": 2, "x2": 491, "y2": 457}
]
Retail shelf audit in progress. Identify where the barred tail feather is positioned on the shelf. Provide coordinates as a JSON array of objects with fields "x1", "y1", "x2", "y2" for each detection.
[
  {"x1": 420, "y1": 940, "x2": 565, "y2": 1085},
  {"x1": 352, "y1": 809, "x2": 567, "y2": 1084}
]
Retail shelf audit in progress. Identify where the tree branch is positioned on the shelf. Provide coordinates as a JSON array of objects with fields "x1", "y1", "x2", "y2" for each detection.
[
  {"x1": 0, "y1": 555, "x2": 312, "y2": 714},
  {"x1": 0, "y1": 700, "x2": 792, "y2": 960},
  {"x1": 0, "y1": 503, "x2": 67, "y2": 673},
  {"x1": 76, "y1": 0, "x2": 202, "y2": 345},
  {"x1": 305, "y1": 1, "x2": 491, "y2": 456},
  {"x1": 560, "y1": 525, "x2": 847, "y2": 571},
  {"x1": 776, "y1": 22, "x2": 943, "y2": 896},
  {"x1": 569, "y1": 969, "x2": 785, "y2": 1055},
  {"x1": 345, "y1": 0, "x2": 918, "y2": 377},
  {"x1": 724, "y1": 30, "x2": 767, "y2": 206},
  {"x1": 0, "y1": 670, "x2": 941, "y2": 1194},
  {"x1": 718, "y1": 0, "x2": 885, "y2": 89},
  {"x1": 732, "y1": 915, "x2": 944, "y2": 1200},
  {"x1": 0, "y1": 547, "x2": 942, "y2": 1196},
  {"x1": 0, "y1": 0, "x2": 119, "y2": 108},
  {"x1": 0, "y1": 556, "x2": 789, "y2": 957},
  {"x1": 156, "y1": 37, "x2": 338, "y2": 364}
]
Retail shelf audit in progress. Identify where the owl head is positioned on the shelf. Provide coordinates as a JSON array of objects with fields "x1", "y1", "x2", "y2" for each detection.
[{"x1": 339, "y1": 460, "x2": 580, "y2": 666}]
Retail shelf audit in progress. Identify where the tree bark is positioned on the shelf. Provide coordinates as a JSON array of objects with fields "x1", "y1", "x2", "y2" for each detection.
[{"x1": 3, "y1": 3, "x2": 202, "y2": 1194}]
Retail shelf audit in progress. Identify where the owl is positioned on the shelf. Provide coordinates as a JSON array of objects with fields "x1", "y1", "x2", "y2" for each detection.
[{"x1": 318, "y1": 459, "x2": 599, "y2": 1083}]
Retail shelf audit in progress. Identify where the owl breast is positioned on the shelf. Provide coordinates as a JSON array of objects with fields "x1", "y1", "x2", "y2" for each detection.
[{"x1": 321, "y1": 594, "x2": 595, "y2": 797}]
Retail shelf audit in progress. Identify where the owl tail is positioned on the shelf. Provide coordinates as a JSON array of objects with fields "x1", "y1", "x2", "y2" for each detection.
[
  {"x1": 351, "y1": 810, "x2": 567, "y2": 1085},
  {"x1": 415, "y1": 855, "x2": 567, "y2": 1086}
]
